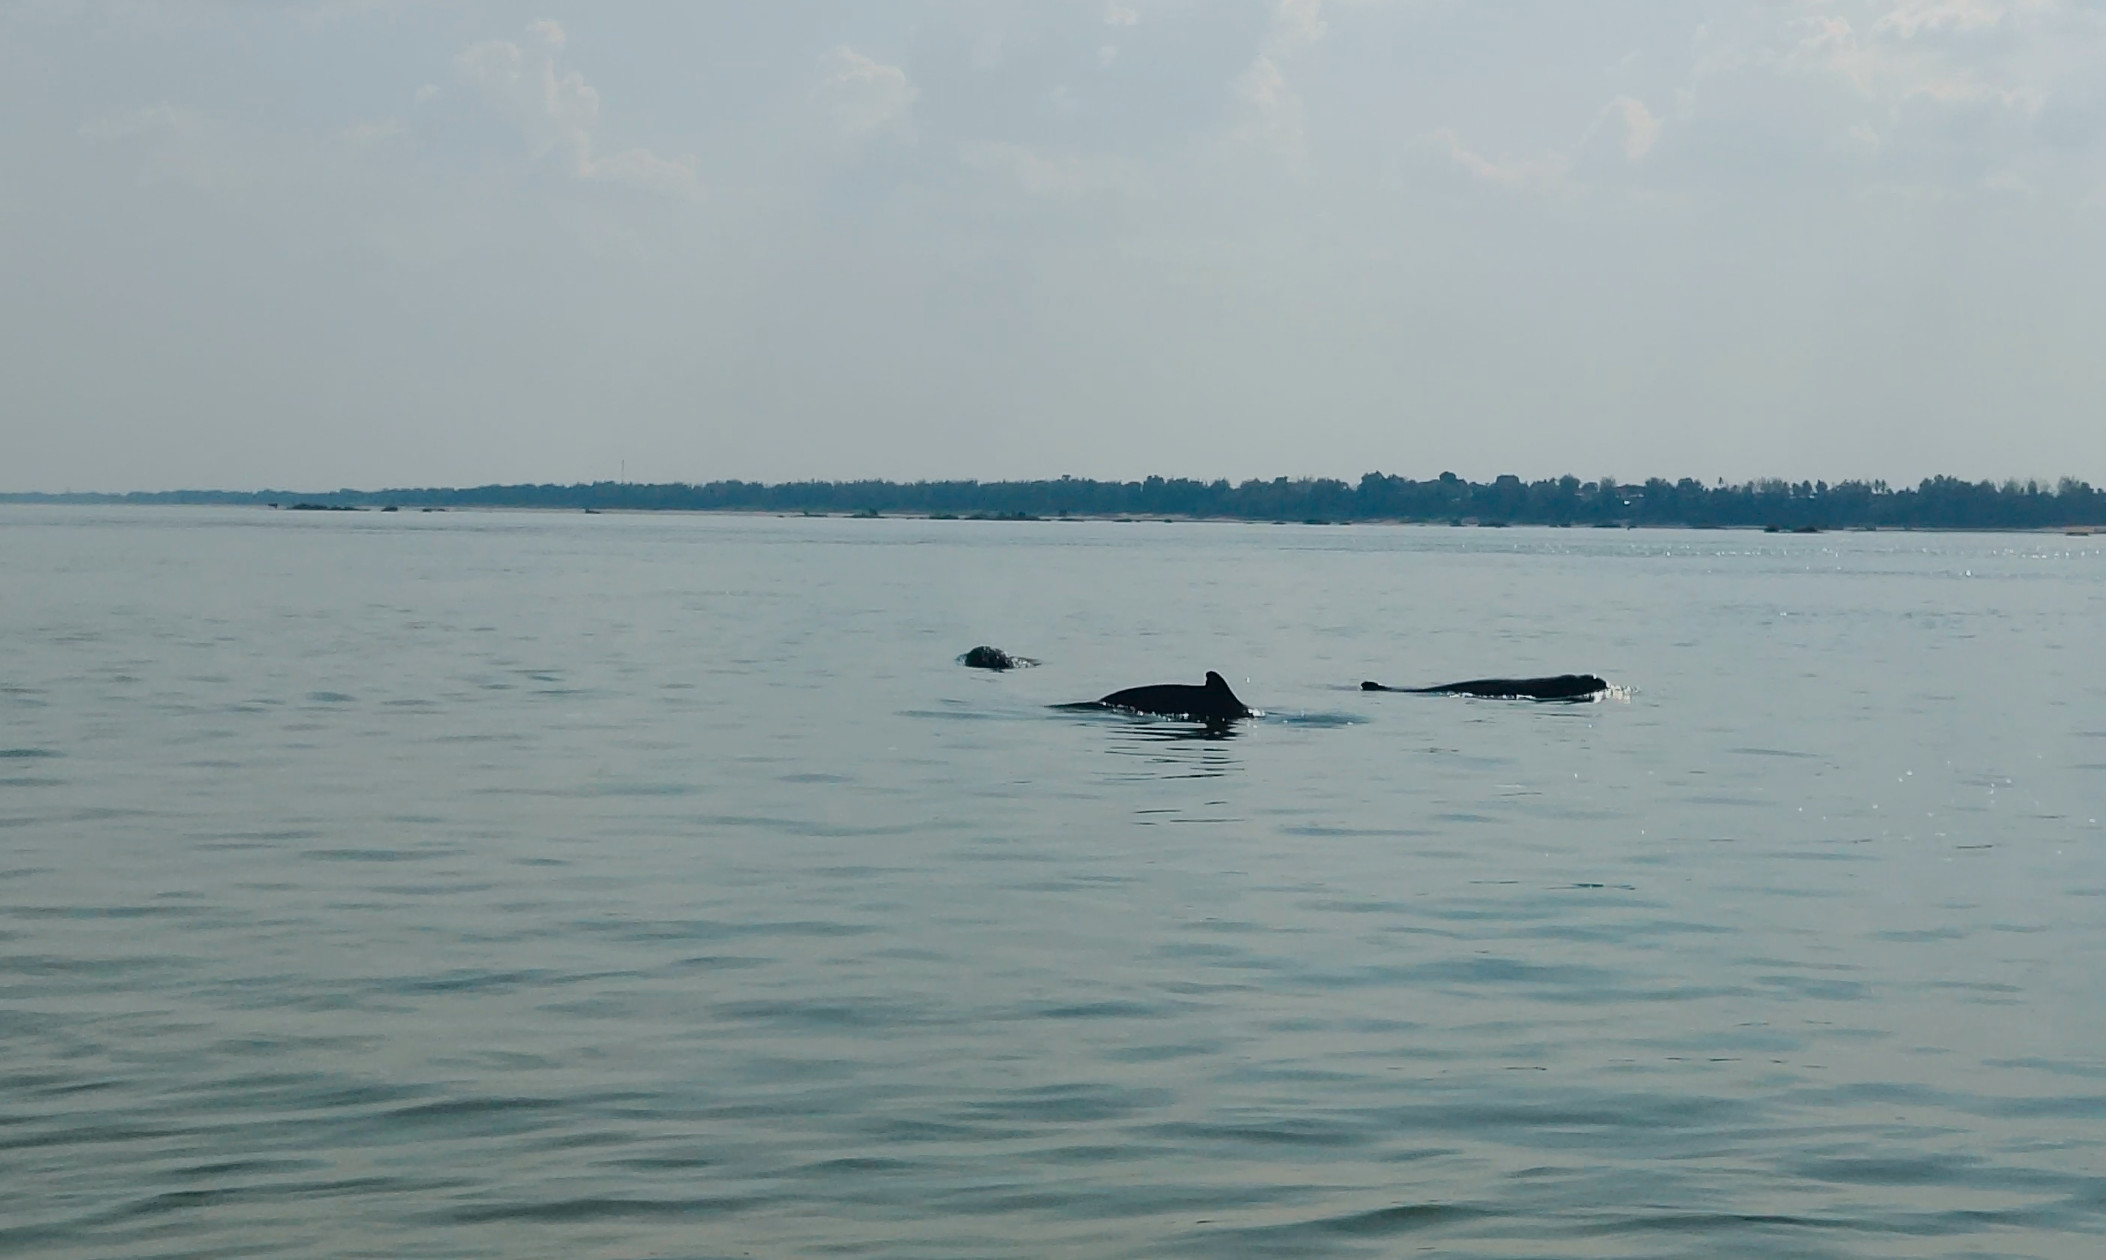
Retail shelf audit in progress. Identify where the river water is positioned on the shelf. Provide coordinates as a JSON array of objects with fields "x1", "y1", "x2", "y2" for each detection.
[{"x1": 2, "y1": 505, "x2": 2102, "y2": 1258}]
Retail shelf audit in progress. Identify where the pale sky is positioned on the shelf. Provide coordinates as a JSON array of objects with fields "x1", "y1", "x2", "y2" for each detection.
[{"x1": 4, "y1": 0, "x2": 2104, "y2": 492}]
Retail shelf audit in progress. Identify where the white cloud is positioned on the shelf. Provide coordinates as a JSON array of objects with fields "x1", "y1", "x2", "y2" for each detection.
[
  {"x1": 454, "y1": 22, "x2": 699, "y2": 198},
  {"x1": 1611, "y1": 96, "x2": 1662, "y2": 160},
  {"x1": 1431, "y1": 93, "x2": 1658, "y2": 194},
  {"x1": 454, "y1": 37, "x2": 595, "y2": 167},
  {"x1": 1269, "y1": 0, "x2": 1328, "y2": 51},
  {"x1": 585, "y1": 147, "x2": 706, "y2": 198},
  {"x1": 1779, "y1": 3, "x2": 2061, "y2": 109},
  {"x1": 78, "y1": 103, "x2": 201, "y2": 142},
  {"x1": 341, "y1": 116, "x2": 406, "y2": 147},
  {"x1": 1435, "y1": 128, "x2": 1571, "y2": 191},
  {"x1": 1097, "y1": 0, "x2": 1135, "y2": 68},
  {"x1": 1233, "y1": 0, "x2": 1331, "y2": 153},
  {"x1": 1875, "y1": 0, "x2": 2033, "y2": 37},
  {"x1": 78, "y1": 104, "x2": 253, "y2": 193},
  {"x1": 1236, "y1": 55, "x2": 1292, "y2": 115},
  {"x1": 820, "y1": 46, "x2": 918, "y2": 138}
]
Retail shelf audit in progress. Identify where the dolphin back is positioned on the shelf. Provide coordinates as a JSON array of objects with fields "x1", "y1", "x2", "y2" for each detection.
[
  {"x1": 1092, "y1": 671, "x2": 1251, "y2": 721},
  {"x1": 1364, "y1": 674, "x2": 1608, "y2": 701}
]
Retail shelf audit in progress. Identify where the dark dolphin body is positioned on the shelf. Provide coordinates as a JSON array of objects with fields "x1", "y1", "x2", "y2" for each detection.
[
  {"x1": 1361, "y1": 674, "x2": 1608, "y2": 701},
  {"x1": 960, "y1": 646, "x2": 1038, "y2": 670},
  {"x1": 1078, "y1": 671, "x2": 1254, "y2": 722}
]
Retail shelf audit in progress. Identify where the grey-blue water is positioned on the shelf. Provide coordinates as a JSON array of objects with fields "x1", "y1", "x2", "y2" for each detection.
[{"x1": 3, "y1": 505, "x2": 2103, "y2": 1259}]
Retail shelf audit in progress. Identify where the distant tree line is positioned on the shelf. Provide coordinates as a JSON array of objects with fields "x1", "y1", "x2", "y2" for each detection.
[{"x1": 10, "y1": 473, "x2": 2105, "y2": 530}]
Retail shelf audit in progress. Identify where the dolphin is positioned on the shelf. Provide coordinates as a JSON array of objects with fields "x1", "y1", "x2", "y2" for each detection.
[
  {"x1": 960, "y1": 646, "x2": 1038, "y2": 670},
  {"x1": 1079, "y1": 671, "x2": 1254, "y2": 722},
  {"x1": 1361, "y1": 674, "x2": 1608, "y2": 701}
]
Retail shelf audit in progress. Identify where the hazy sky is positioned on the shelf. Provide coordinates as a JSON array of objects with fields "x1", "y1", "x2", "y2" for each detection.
[{"x1": 5, "y1": 1, "x2": 2104, "y2": 491}]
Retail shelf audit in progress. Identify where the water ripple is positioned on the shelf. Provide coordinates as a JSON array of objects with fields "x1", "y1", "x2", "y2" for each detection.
[{"x1": 3, "y1": 509, "x2": 2103, "y2": 1259}]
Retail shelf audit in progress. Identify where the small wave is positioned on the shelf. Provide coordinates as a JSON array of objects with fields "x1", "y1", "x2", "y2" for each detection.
[
  {"x1": 1018, "y1": 999, "x2": 1170, "y2": 1021},
  {"x1": 434, "y1": 1194, "x2": 767, "y2": 1224},
  {"x1": 1196, "y1": 1200, "x2": 1489, "y2": 1251},
  {"x1": 1119, "y1": 723, "x2": 1244, "y2": 743},
  {"x1": 1262, "y1": 710, "x2": 1367, "y2": 727}
]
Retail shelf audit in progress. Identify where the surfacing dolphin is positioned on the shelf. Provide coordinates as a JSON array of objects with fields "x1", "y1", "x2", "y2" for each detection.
[
  {"x1": 960, "y1": 646, "x2": 1038, "y2": 670},
  {"x1": 1072, "y1": 671, "x2": 1254, "y2": 722},
  {"x1": 1361, "y1": 674, "x2": 1608, "y2": 702}
]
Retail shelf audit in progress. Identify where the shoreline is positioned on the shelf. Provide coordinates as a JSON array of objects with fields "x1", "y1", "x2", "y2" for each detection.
[
  {"x1": 1, "y1": 499, "x2": 2096, "y2": 536},
  {"x1": 6, "y1": 470, "x2": 2100, "y2": 534}
]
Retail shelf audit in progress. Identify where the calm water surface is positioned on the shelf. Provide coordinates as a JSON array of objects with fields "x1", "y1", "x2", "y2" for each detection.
[{"x1": 3, "y1": 505, "x2": 2103, "y2": 1258}]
